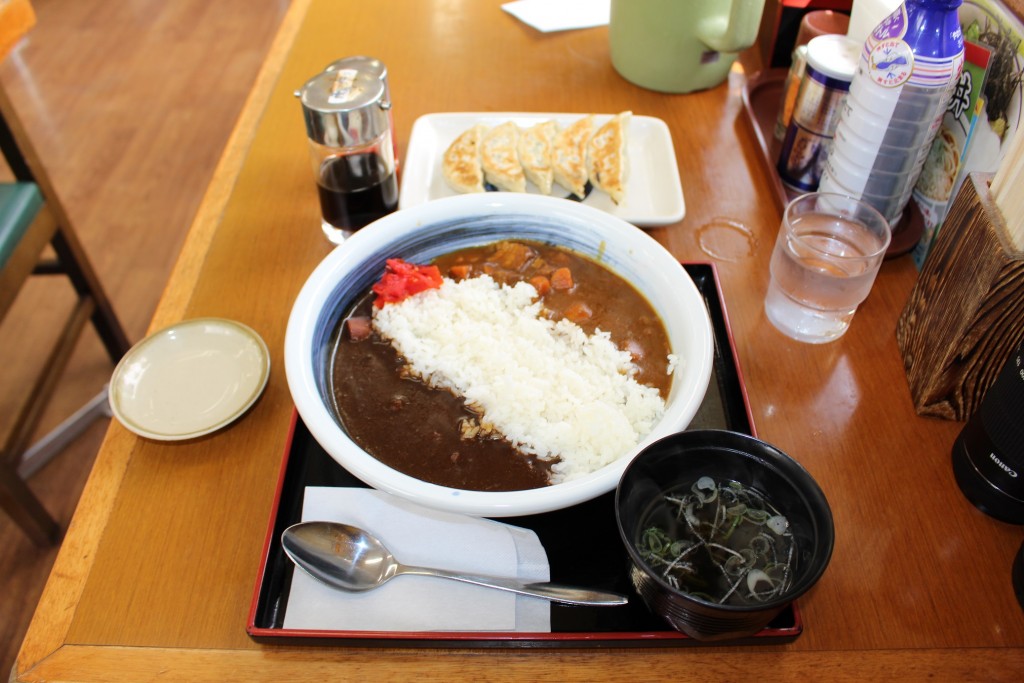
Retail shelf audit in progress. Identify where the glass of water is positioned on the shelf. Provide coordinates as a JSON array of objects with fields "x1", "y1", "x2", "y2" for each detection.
[{"x1": 765, "y1": 192, "x2": 890, "y2": 344}]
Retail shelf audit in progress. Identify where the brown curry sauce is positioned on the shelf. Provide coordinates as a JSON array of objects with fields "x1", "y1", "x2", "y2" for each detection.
[{"x1": 330, "y1": 240, "x2": 671, "y2": 492}]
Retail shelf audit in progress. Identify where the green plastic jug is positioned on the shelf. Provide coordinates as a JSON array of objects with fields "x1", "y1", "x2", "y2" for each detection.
[{"x1": 610, "y1": 0, "x2": 767, "y2": 93}]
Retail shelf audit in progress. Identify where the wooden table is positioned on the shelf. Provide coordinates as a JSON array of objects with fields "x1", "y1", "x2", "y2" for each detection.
[{"x1": 15, "y1": 1, "x2": 1024, "y2": 680}]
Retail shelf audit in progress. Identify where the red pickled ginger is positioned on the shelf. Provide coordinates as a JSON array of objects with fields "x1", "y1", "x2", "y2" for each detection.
[{"x1": 371, "y1": 258, "x2": 443, "y2": 308}]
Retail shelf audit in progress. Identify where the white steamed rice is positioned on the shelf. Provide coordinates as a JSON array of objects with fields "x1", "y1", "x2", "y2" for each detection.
[{"x1": 371, "y1": 274, "x2": 672, "y2": 482}]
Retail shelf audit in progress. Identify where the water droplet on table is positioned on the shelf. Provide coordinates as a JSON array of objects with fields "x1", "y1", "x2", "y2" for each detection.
[{"x1": 696, "y1": 218, "x2": 758, "y2": 262}]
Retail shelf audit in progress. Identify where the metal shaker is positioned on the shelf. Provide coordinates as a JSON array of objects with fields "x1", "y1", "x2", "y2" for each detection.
[{"x1": 298, "y1": 63, "x2": 398, "y2": 245}]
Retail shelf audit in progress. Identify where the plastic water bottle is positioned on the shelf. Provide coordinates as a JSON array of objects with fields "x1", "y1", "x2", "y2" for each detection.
[{"x1": 818, "y1": 0, "x2": 964, "y2": 228}]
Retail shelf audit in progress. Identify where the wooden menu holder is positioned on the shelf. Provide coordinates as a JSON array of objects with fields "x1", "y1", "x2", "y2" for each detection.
[{"x1": 896, "y1": 172, "x2": 1024, "y2": 421}]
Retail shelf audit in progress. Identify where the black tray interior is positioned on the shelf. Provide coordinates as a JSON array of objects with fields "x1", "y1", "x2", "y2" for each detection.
[{"x1": 249, "y1": 263, "x2": 800, "y2": 647}]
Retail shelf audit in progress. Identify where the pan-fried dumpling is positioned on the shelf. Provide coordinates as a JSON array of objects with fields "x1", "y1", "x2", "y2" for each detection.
[
  {"x1": 587, "y1": 111, "x2": 630, "y2": 204},
  {"x1": 480, "y1": 121, "x2": 526, "y2": 193},
  {"x1": 517, "y1": 120, "x2": 557, "y2": 195},
  {"x1": 552, "y1": 115, "x2": 593, "y2": 199},
  {"x1": 442, "y1": 124, "x2": 487, "y2": 194}
]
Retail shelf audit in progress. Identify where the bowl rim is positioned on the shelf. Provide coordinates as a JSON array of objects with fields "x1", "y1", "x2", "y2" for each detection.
[
  {"x1": 285, "y1": 193, "x2": 714, "y2": 517},
  {"x1": 614, "y1": 428, "x2": 836, "y2": 613}
]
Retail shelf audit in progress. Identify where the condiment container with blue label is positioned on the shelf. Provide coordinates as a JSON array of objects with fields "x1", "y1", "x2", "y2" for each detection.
[
  {"x1": 818, "y1": 0, "x2": 964, "y2": 228},
  {"x1": 777, "y1": 34, "x2": 859, "y2": 191}
]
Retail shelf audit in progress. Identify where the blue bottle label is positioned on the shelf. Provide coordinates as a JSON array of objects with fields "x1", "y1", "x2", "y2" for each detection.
[
  {"x1": 869, "y1": 39, "x2": 915, "y2": 87},
  {"x1": 863, "y1": 3, "x2": 964, "y2": 89},
  {"x1": 872, "y1": 4, "x2": 909, "y2": 40}
]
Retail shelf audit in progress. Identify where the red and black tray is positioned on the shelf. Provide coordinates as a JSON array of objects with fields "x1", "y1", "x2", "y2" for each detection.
[{"x1": 247, "y1": 262, "x2": 802, "y2": 647}]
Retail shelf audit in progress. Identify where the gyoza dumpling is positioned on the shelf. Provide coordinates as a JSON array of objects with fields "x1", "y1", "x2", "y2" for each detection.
[
  {"x1": 480, "y1": 121, "x2": 526, "y2": 192},
  {"x1": 587, "y1": 111, "x2": 631, "y2": 204},
  {"x1": 442, "y1": 124, "x2": 487, "y2": 194},
  {"x1": 517, "y1": 120, "x2": 557, "y2": 195},
  {"x1": 552, "y1": 115, "x2": 593, "y2": 199}
]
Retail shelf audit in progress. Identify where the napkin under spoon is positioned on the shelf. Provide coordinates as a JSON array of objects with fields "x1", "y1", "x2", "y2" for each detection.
[{"x1": 282, "y1": 521, "x2": 628, "y2": 606}]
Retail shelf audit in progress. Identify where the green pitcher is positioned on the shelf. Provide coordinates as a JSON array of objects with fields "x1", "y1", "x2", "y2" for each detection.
[{"x1": 610, "y1": 0, "x2": 767, "y2": 93}]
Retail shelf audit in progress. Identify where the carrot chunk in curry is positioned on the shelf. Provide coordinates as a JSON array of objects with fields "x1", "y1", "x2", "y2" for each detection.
[
  {"x1": 529, "y1": 275, "x2": 551, "y2": 296},
  {"x1": 550, "y1": 267, "x2": 574, "y2": 290},
  {"x1": 563, "y1": 301, "x2": 592, "y2": 323},
  {"x1": 448, "y1": 264, "x2": 472, "y2": 280}
]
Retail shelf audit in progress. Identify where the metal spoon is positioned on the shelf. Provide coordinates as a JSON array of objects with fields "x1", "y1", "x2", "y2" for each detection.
[{"x1": 281, "y1": 520, "x2": 628, "y2": 607}]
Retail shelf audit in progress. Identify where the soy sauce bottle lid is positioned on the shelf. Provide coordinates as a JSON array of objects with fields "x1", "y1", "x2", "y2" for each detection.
[
  {"x1": 324, "y1": 55, "x2": 388, "y2": 88},
  {"x1": 298, "y1": 68, "x2": 391, "y2": 148}
]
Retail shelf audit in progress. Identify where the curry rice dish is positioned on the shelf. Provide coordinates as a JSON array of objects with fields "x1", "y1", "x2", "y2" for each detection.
[{"x1": 331, "y1": 241, "x2": 676, "y2": 492}]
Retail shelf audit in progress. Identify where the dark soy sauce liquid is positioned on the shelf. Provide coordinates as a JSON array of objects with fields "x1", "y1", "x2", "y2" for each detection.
[{"x1": 317, "y1": 152, "x2": 398, "y2": 230}]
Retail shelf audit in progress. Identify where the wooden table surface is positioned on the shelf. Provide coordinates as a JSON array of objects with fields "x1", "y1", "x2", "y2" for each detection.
[{"x1": 15, "y1": 1, "x2": 1024, "y2": 680}]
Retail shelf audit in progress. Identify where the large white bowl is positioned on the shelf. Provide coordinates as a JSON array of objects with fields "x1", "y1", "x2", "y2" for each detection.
[{"x1": 285, "y1": 193, "x2": 713, "y2": 517}]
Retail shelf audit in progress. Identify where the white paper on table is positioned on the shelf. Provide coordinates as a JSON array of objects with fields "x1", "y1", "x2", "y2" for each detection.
[
  {"x1": 282, "y1": 488, "x2": 551, "y2": 632},
  {"x1": 501, "y1": 0, "x2": 610, "y2": 33}
]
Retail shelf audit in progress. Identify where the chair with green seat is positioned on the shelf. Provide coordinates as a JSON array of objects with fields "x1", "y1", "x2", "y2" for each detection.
[{"x1": 0, "y1": 106, "x2": 131, "y2": 545}]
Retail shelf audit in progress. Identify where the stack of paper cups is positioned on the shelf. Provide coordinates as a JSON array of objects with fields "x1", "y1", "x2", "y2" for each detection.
[{"x1": 819, "y1": 0, "x2": 964, "y2": 227}]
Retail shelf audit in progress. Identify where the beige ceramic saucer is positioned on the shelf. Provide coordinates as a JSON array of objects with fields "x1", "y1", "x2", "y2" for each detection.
[{"x1": 109, "y1": 318, "x2": 270, "y2": 441}]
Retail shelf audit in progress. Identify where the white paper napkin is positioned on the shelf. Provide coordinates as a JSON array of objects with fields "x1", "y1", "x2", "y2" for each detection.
[
  {"x1": 502, "y1": 0, "x2": 610, "y2": 33},
  {"x1": 282, "y1": 488, "x2": 551, "y2": 632}
]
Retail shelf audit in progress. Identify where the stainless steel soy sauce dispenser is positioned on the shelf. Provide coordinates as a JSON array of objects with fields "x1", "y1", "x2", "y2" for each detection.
[
  {"x1": 324, "y1": 56, "x2": 398, "y2": 168},
  {"x1": 297, "y1": 63, "x2": 398, "y2": 245},
  {"x1": 324, "y1": 55, "x2": 390, "y2": 100}
]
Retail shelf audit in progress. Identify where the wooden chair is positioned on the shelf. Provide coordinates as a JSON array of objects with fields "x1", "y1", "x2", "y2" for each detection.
[{"x1": 0, "y1": 84, "x2": 131, "y2": 545}]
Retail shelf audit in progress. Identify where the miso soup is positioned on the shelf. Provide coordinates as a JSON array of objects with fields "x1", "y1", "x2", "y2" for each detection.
[{"x1": 636, "y1": 476, "x2": 797, "y2": 606}]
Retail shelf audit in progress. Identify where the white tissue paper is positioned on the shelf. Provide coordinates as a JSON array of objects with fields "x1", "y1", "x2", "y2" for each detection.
[
  {"x1": 502, "y1": 0, "x2": 610, "y2": 33},
  {"x1": 282, "y1": 487, "x2": 552, "y2": 632}
]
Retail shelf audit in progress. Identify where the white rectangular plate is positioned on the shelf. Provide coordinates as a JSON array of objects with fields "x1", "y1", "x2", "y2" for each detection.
[{"x1": 398, "y1": 112, "x2": 685, "y2": 227}]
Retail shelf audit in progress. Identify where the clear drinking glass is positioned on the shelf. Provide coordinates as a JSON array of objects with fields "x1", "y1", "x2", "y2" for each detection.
[{"x1": 765, "y1": 192, "x2": 891, "y2": 343}]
